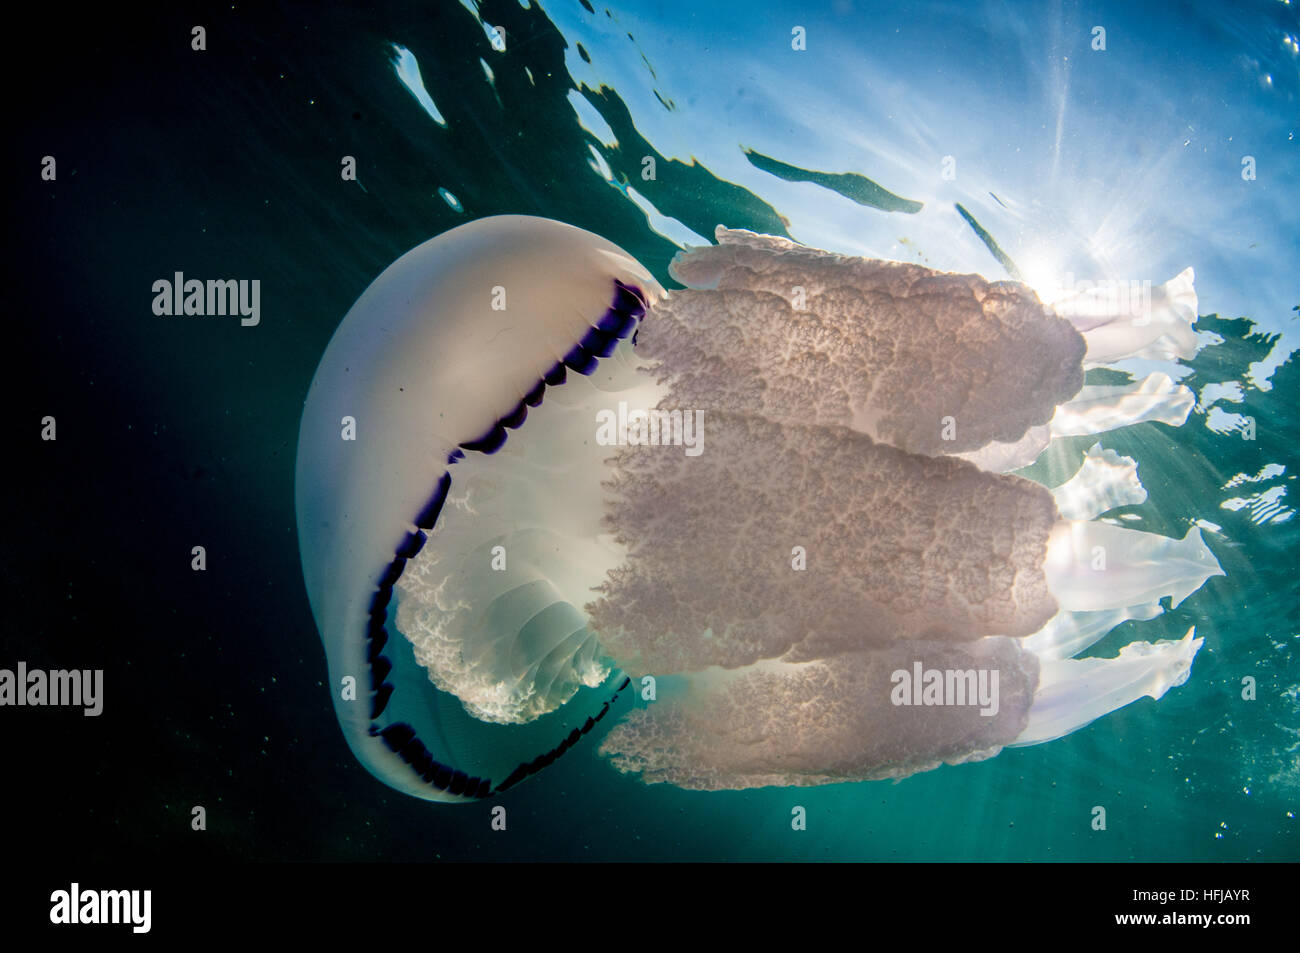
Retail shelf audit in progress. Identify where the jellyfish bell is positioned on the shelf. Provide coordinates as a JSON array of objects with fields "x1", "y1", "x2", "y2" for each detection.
[
  {"x1": 296, "y1": 216, "x2": 1223, "y2": 800},
  {"x1": 295, "y1": 215, "x2": 666, "y2": 801}
]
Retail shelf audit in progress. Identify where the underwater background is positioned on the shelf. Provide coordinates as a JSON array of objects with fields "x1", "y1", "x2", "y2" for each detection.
[{"x1": 5, "y1": 0, "x2": 1298, "y2": 861}]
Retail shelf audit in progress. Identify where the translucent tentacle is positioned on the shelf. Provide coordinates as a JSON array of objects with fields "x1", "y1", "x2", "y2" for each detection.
[
  {"x1": 1049, "y1": 267, "x2": 1200, "y2": 366},
  {"x1": 1050, "y1": 442, "x2": 1147, "y2": 520},
  {"x1": 1044, "y1": 521, "x2": 1224, "y2": 612},
  {"x1": 1014, "y1": 628, "x2": 1202, "y2": 746},
  {"x1": 1022, "y1": 602, "x2": 1164, "y2": 661},
  {"x1": 1050, "y1": 371, "x2": 1195, "y2": 437}
]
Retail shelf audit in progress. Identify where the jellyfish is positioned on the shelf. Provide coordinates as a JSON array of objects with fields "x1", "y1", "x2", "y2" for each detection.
[{"x1": 294, "y1": 216, "x2": 1223, "y2": 800}]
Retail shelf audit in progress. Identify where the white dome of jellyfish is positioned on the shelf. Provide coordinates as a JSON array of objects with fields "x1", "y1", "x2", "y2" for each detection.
[{"x1": 294, "y1": 214, "x2": 1224, "y2": 801}]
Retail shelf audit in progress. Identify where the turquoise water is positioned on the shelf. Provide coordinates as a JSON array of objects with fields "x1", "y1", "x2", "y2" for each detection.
[{"x1": 9, "y1": 0, "x2": 1297, "y2": 862}]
